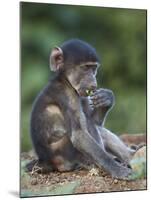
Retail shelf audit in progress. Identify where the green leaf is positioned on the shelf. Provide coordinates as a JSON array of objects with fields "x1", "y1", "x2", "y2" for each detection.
[
  {"x1": 48, "y1": 181, "x2": 80, "y2": 195},
  {"x1": 21, "y1": 181, "x2": 80, "y2": 197},
  {"x1": 128, "y1": 157, "x2": 146, "y2": 180}
]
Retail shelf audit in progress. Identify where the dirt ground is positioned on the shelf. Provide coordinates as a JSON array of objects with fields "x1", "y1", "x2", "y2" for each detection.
[{"x1": 20, "y1": 134, "x2": 147, "y2": 197}]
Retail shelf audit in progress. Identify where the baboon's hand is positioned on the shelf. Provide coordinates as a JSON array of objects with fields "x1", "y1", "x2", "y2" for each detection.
[{"x1": 90, "y1": 88, "x2": 115, "y2": 109}]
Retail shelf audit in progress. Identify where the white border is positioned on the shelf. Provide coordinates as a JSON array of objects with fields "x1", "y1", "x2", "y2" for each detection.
[{"x1": 0, "y1": 0, "x2": 150, "y2": 199}]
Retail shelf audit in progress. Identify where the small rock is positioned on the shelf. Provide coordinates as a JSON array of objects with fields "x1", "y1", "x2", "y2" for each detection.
[
  {"x1": 45, "y1": 180, "x2": 49, "y2": 184},
  {"x1": 133, "y1": 146, "x2": 146, "y2": 159},
  {"x1": 113, "y1": 179, "x2": 118, "y2": 184},
  {"x1": 31, "y1": 178, "x2": 38, "y2": 185},
  {"x1": 51, "y1": 180, "x2": 56, "y2": 184},
  {"x1": 121, "y1": 181, "x2": 126, "y2": 186},
  {"x1": 53, "y1": 177, "x2": 60, "y2": 183}
]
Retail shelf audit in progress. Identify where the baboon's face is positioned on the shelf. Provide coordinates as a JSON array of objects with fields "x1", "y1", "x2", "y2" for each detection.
[{"x1": 66, "y1": 62, "x2": 99, "y2": 96}]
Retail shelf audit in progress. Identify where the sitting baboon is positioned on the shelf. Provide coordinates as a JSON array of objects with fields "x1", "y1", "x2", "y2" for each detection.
[{"x1": 27, "y1": 39, "x2": 136, "y2": 179}]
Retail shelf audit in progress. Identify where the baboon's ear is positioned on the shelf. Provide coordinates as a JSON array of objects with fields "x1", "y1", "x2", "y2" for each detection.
[{"x1": 50, "y1": 47, "x2": 64, "y2": 71}]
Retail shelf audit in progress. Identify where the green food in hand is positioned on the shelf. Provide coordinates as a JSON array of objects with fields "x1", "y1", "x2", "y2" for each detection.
[{"x1": 86, "y1": 90, "x2": 93, "y2": 96}]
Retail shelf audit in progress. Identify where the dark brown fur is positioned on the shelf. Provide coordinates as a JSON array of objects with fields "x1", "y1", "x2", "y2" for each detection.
[{"x1": 27, "y1": 39, "x2": 137, "y2": 179}]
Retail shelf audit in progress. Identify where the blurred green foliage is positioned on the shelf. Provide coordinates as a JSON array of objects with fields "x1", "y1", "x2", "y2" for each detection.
[{"x1": 21, "y1": 2, "x2": 146, "y2": 151}]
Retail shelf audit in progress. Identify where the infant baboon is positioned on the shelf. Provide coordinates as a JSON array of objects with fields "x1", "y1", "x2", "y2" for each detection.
[{"x1": 28, "y1": 39, "x2": 136, "y2": 179}]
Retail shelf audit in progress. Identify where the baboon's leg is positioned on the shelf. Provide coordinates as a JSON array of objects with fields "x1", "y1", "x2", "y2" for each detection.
[{"x1": 99, "y1": 127, "x2": 135, "y2": 163}]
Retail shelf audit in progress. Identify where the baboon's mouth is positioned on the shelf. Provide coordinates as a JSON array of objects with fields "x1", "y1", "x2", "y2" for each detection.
[
  {"x1": 85, "y1": 89, "x2": 94, "y2": 96},
  {"x1": 78, "y1": 89, "x2": 94, "y2": 97}
]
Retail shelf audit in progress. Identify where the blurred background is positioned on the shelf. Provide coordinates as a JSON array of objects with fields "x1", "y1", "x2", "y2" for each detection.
[{"x1": 21, "y1": 2, "x2": 147, "y2": 152}]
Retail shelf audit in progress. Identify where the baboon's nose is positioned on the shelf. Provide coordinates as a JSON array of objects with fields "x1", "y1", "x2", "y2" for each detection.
[{"x1": 90, "y1": 84, "x2": 97, "y2": 91}]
